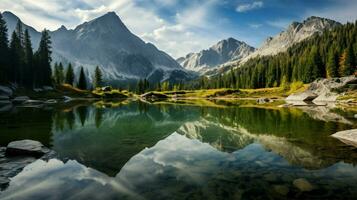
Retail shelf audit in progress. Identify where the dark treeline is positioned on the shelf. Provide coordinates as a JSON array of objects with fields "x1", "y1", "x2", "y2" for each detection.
[
  {"x1": 0, "y1": 13, "x2": 52, "y2": 88},
  {"x1": 194, "y1": 20, "x2": 357, "y2": 89}
]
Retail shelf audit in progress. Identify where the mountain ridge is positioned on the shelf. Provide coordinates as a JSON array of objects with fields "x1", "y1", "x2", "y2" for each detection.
[
  {"x1": 2, "y1": 11, "x2": 193, "y2": 85},
  {"x1": 177, "y1": 37, "x2": 255, "y2": 74}
]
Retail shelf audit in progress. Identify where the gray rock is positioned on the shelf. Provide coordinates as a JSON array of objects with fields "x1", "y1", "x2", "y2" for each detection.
[
  {"x1": 0, "y1": 86, "x2": 13, "y2": 97},
  {"x1": 5, "y1": 140, "x2": 50, "y2": 158},
  {"x1": 332, "y1": 129, "x2": 357, "y2": 147},
  {"x1": 33, "y1": 88, "x2": 43, "y2": 92},
  {"x1": 286, "y1": 90, "x2": 318, "y2": 101},
  {"x1": 63, "y1": 96, "x2": 72, "y2": 103},
  {"x1": 293, "y1": 178, "x2": 314, "y2": 192},
  {"x1": 354, "y1": 114, "x2": 357, "y2": 119},
  {"x1": 13, "y1": 96, "x2": 30, "y2": 104},
  {"x1": 287, "y1": 76, "x2": 357, "y2": 102},
  {"x1": 141, "y1": 92, "x2": 168, "y2": 100},
  {"x1": 45, "y1": 99, "x2": 57, "y2": 104}
]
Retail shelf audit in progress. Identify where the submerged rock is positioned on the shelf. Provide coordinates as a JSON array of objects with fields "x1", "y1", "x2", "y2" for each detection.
[
  {"x1": 5, "y1": 140, "x2": 50, "y2": 158},
  {"x1": 273, "y1": 185, "x2": 289, "y2": 195},
  {"x1": 45, "y1": 99, "x2": 58, "y2": 104},
  {"x1": 293, "y1": 178, "x2": 314, "y2": 192},
  {"x1": 332, "y1": 129, "x2": 357, "y2": 147}
]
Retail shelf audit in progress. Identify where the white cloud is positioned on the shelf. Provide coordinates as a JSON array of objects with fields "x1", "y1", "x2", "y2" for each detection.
[
  {"x1": 249, "y1": 23, "x2": 262, "y2": 29},
  {"x1": 0, "y1": 0, "x2": 225, "y2": 58},
  {"x1": 236, "y1": 1, "x2": 263, "y2": 13}
]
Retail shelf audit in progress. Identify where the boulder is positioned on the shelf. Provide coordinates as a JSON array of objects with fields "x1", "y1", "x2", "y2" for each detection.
[
  {"x1": 286, "y1": 76, "x2": 357, "y2": 102},
  {"x1": 293, "y1": 178, "x2": 314, "y2": 192},
  {"x1": 141, "y1": 92, "x2": 168, "y2": 100},
  {"x1": 5, "y1": 140, "x2": 50, "y2": 158},
  {"x1": 101, "y1": 86, "x2": 112, "y2": 92},
  {"x1": 12, "y1": 96, "x2": 30, "y2": 104},
  {"x1": 0, "y1": 104, "x2": 12, "y2": 112},
  {"x1": 286, "y1": 91, "x2": 318, "y2": 101},
  {"x1": 63, "y1": 96, "x2": 72, "y2": 103},
  {"x1": 33, "y1": 88, "x2": 43, "y2": 92},
  {"x1": 332, "y1": 129, "x2": 357, "y2": 147},
  {"x1": 45, "y1": 99, "x2": 58, "y2": 104}
]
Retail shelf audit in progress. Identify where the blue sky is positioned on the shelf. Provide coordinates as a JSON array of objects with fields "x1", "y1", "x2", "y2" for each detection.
[{"x1": 1, "y1": 0, "x2": 357, "y2": 58}]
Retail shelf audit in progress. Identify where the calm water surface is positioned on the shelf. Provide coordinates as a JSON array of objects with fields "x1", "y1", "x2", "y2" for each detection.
[{"x1": 0, "y1": 100, "x2": 357, "y2": 200}]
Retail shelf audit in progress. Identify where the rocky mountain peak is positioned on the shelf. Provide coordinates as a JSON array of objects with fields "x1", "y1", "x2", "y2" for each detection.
[{"x1": 178, "y1": 37, "x2": 255, "y2": 74}]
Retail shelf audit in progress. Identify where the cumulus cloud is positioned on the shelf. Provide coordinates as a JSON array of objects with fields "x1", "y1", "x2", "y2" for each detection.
[{"x1": 236, "y1": 1, "x2": 263, "y2": 13}]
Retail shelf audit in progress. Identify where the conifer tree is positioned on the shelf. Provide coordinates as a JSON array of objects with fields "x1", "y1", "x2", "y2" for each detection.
[
  {"x1": 9, "y1": 32, "x2": 22, "y2": 83},
  {"x1": 36, "y1": 29, "x2": 52, "y2": 86},
  {"x1": 77, "y1": 67, "x2": 87, "y2": 90},
  {"x1": 93, "y1": 66, "x2": 103, "y2": 88},
  {"x1": 24, "y1": 29, "x2": 33, "y2": 87},
  {"x1": 65, "y1": 63, "x2": 75, "y2": 86},
  {"x1": 0, "y1": 13, "x2": 8, "y2": 83},
  {"x1": 326, "y1": 50, "x2": 339, "y2": 78}
]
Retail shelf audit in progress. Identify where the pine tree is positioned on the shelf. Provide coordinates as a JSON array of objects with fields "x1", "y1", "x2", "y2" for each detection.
[
  {"x1": 77, "y1": 67, "x2": 87, "y2": 90},
  {"x1": 65, "y1": 63, "x2": 75, "y2": 86},
  {"x1": 326, "y1": 50, "x2": 339, "y2": 78},
  {"x1": 93, "y1": 66, "x2": 103, "y2": 88},
  {"x1": 339, "y1": 50, "x2": 348, "y2": 76},
  {"x1": 24, "y1": 29, "x2": 33, "y2": 87},
  {"x1": 9, "y1": 32, "x2": 22, "y2": 83},
  {"x1": 0, "y1": 13, "x2": 9, "y2": 83},
  {"x1": 344, "y1": 45, "x2": 356, "y2": 75},
  {"x1": 36, "y1": 29, "x2": 52, "y2": 86}
]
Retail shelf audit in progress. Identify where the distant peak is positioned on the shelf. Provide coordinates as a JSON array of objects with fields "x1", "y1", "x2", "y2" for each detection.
[
  {"x1": 2, "y1": 11, "x2": 19, "y2": 19},
  {"x1": 57, "y1": 25, "x2": 67, "y2": 31}
]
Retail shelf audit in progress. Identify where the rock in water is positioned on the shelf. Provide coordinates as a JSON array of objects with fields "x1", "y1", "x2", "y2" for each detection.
[
  {"x1": 293, "y1": 178, "x2": 314, "y2": 192},
  {"x1": 286, "y1": 91, "x2": 318, "y2": 101},
  {"x1": 5, "y1": 140, "x2": 50, "y2": 158},
  {"x1": 332, "y1": 129, "x2": 357, "y2": 147}
]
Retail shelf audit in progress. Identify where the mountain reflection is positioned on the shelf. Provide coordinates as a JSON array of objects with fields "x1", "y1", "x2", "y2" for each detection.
[{"x1": 2, "y1": 133, "x2": 357, "y2": 200}]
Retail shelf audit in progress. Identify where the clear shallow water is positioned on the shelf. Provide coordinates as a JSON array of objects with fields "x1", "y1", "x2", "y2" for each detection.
[{"x1": 0, "y1": 100, "x2": 357, "y2": 199}]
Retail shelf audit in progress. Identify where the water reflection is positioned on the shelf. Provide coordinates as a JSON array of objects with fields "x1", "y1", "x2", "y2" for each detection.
[
  {"x1": 2, "y1": 133, "x2": 357, "y2": 200},
  {"x1": 0, "y1": 100, "x2": 357, "y2": 199}
]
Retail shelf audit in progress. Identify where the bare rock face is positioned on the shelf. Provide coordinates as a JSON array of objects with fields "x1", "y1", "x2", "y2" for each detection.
[
  {"x1": 240, "y1": 16, "x2": 341, "y2": 64},
  {"x1": 178, "y1": 38, "x2": 255, "y2": 74},
  {"x1": 286, "y1": 76, "x2": 357, "y2": 102},
  {"x1": 5, "y1": 140, "x2": 50, "y2": 158},
  {"x1": 332, "y1": 129, "x2": 357, "y2": 147}
]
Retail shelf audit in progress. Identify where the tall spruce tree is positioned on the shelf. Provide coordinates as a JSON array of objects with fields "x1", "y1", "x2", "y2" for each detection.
[
  {"x1": 24, "y1": 29, "x2": 33, "y2": 87},
  {"x1": 9, "y1": 32, "x2": 22, "y2": 83},
  {"x1": 65, "y1": 63, "x2": 75, "y2": 86},
  {"x1": 326, "y1": 50, "x2": 339, "y2": 78},
  {"x1": 36, "y1": 29, "x2": 52, "y2": 86},
  {"x1": 77, "y1": 67, "x2": 87, "y2": 90},
  {"x1": 93, "y1": 66, "x2": 103, "y2": 88},
  {"x1": 0, "y1": 13, "x2": 9, "y2": 83}
]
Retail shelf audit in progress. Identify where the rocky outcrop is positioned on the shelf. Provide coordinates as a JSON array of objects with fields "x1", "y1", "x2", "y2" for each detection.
[
  {"x1": 5, "y1": 140, "x2": 50, "y2": 158},
  {"x1": 1, "y1": 140, "x2": 53, "y2": 190},
  {"x1": 141, "y1": 92, "x2": 168, "y2": 100},
  {"x1": 332, "y1": 129, "x2": 357, "y2": 147},
  {"x1": 0, "y1": 86, "x2": 13, "y2": 97},
  {"x1": 286, "y1": 76, "x2": 357, "y2": 102}
]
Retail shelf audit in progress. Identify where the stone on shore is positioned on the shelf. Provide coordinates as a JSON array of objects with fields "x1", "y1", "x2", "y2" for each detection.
[
  {"x1": 5, "y1": 140, "x2": 50, "y2": 158},
  {"x1": 286, "y1": 76, "x2": 357, "y2": 102},
  {"x1": 141, "y1": 92, "x2": 168, "y2": 100},
  {"x1": 332, "y1": 129, "x2": 357, "y2": 147},
  {"x1": 293, "y1": 178, "x2": 314, "y2": 192}
]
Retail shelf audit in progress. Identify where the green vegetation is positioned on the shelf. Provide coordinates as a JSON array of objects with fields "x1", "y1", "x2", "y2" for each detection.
[{"x1": 191, "y1": 21, "x2": 357, "y2": 90}]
